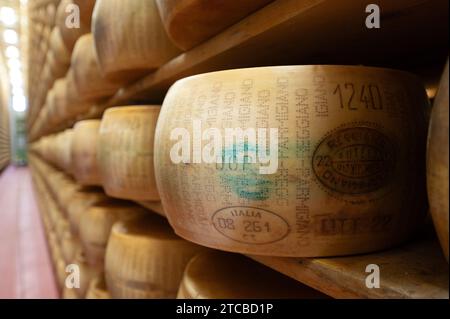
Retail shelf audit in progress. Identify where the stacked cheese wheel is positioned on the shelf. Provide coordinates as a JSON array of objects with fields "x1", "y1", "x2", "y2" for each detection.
[
  {"x1": 178, "y1": 251, "x2": 326, "y2": 298},
  {"x1": 98, "y1": 106, "x2": 161, "y2": 201},
  {"x1": 427, "y1": 60, "x2": 449, "y2": 262},
  {"x1": 156, "y1": 0, "x2": 274, "y2": 50},
  {"x1": 79, "y1": 201, "x2": 147, "y2": 270},
  {"x1": 56, "y1": 0, "x2": 94, "y2": 53},
  {"x1": 71, "y1": 120, "x2": 102, "y2": 186},
  {"x1": 105, "y1": 214, "x2": 207, "y2": 298},
  {"x1": 71, "y1": 34, "x2": 121, "y2": 101},
  {"x1": 154, "y1": 65, "x2": 428, "y2": 257},
  {"x1": 92, "y1": 0, "x2": 180, "y2": 82},
  {"x1": 49, "y1": 27, "x2": 71, "y2": 73},
  {"x1": 66, "y1": 187, "x2": 108, "y2": 236},
  {"x1": 69, "y1": 250, "x2": 101, "y2": 298}
]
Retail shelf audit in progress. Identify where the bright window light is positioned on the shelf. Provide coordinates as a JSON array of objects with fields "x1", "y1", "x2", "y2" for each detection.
[
  {"x1": 3, "y1": 29, "x2": 18, "y2": 44},
  {"x1": 7, "y1": 58, "x2": 21, "y2": 70},
  {"x1": 9, "y1": 72, "x2": 23, "y2": 86},
  {"x1": 12, "y1": 95, "x2": 27, "y2": 112},
  {"x1": 5, "y1": 45, "x2": 19, "y2": 58},
  {"x1": 12, "y1": 86, "x2": 24, "y2": 96},
  {"x1": 9, "y1": 68, "x2": 22, "y2": 78},
  {"x1": 0, "y1": 7, "x2": 17, "y2": 26}
]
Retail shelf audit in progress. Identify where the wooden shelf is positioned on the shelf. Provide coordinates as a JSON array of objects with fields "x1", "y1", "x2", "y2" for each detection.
[
  {"x1": 29, "y1": 0, "x2": 449, "y2": 140},
  {"x1": 249, "y1": 229, "x2": 449, "y2": 299}
]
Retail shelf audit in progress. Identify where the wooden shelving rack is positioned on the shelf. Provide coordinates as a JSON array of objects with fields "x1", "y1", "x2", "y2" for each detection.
[{"x1": 27, "y1": 0, "x2": 449, "y2": 299}]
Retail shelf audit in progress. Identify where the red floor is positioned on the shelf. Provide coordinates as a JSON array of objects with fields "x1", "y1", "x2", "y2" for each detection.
[{"x1": 0, "y1": 166, "x2": 59, "y2": 299}]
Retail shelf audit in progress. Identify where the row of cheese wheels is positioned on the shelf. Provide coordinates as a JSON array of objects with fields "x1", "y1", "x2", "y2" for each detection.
[
  {"x1": 30, "y1": 63, "x2": 449, "y2": 261},
  {"x1": 28, "y1": 0, "x2": 276, "y2": 138},
  {"x1": 29, "y1": 154, "x2": 325, "y2": 299},
  {"x1": 27, "y1": 0, "x2": 74, "y2": 129}
]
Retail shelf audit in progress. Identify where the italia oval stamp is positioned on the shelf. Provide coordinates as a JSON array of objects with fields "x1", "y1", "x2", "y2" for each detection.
[
  {"x1": 212, "y1": 206, "x2": 290, "y2": 244},
  {"x1": 312, "y1": 126, "x2": 395, "y2": 195}
]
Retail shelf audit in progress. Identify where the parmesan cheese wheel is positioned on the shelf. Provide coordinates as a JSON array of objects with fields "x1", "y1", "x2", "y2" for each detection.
[
  {"x1": 49, "y1": 27, "x2": 71, "y2": 66},
  {"x1": 65, "y1": 69, "x2": 92, "y2": 117},
  {"x1": 63, "y1": 287, "x2": 80, "y2": 299},
  {"x1": 61, "y1": 230, "x2": 81, "y2": 263},
  {"x1": 71, "y1": 34, "x2": 121, "y2": 101},
  {"x1": 72, "y1": 120, "x2": 102, "y2": 186},
  {"x1": 50, "y1": 79, "x2": 68, "y2": 125},
  {"x1": 79, "y1": 201, "x2": 147, "y2": 268},
  {"x1": 177, "y1": 251, "x2": 326, "y2": 298},
  {"x1": 54, "y1": 176, "x2": 82, "y2": 207},
  {"x1": 156, "y1": 0, "x2": 274, "y2": 50},
  {"x1": 50, "y1": 129, "x2": 75, "y2": 174},
  {"x1": 71, "y1": 249, "x2": 101, "y2": 298},
  {"x1": 56, "y1": 219, "x2": 70, "y2": 242},
  {"x1": 98, "y1": 106, "x2": 161, "y2": 201},
  {"x1": 66, "y1": 187, "x2": 109, "y2": 236},
  {"x1": 43, "y1": 100, "x2": 55, "y2": 130},
  {"x1": 47, "y1": 48, "x2": 69, "y2": 80},
  {"x1": 41, "y1": 64, "x2": 55, "y2": 97},
  {"x1": 56, "y1": 0, "x2": 91, "y2": 52},
  {"x1": 56, "y1": 258, "x2": 68, "y2": 289},
  {"x1": 154, "y1": 65, "x2": 428, "y2": 257},
  {"x1": 49, "y1": 203, "x2": 63, "y2": 232},
  {"x1": 105, "y1": 214, "x2": 207, "y2": 298},
  {"x1": 49, "y1": 231, "x2": 62, "y2": 267},
  {"x1": 92, "y1": 0, "x2": 181, "y2": 82},
  {"x1": 427, "y1": 60, "x2": 449, "y2": 262},
  {"x1": 86, "y1": 274, "x2": 111, "y2": 299},
  {"x1": 64, "y1": 130, "x2": 75, "y2": 173},
  {"x1": 73, "y1": 0, "x2": 96, "y2": 27},
  {"x1": 46, "y1": 2, "x2": 57, "y2": 25}
]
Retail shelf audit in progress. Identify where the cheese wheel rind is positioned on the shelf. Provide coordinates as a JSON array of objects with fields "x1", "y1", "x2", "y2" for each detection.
[
  {"x1": 98, "y1": 106, "x2": 161, "y2": 201},
  {"x1": 72, "y1": 120, "x2": 102, "y2": 186},
  {"x1": 177, "y1": 251, "x2": 326, "y2": 299},
  {"x1": 154, "y1": 65, "x2": 428, "y2": 257},
  {"x1": 427, "y1": 60, "x2": 449, "y2": 262},
  {"x1": 105, "y1": 214, "x2": 207, "y2": 299}
]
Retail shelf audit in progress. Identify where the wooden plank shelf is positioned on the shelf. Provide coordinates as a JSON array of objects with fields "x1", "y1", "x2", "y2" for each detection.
[
  {"x1": 249, "y1": 229, "x2": 449, "y2": 299},
  {"x1": 30, "y1": 0, "x2": 449, "y2": 140}
]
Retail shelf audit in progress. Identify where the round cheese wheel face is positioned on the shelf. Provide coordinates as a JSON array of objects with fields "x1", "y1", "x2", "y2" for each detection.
[
  {"x1": 98, "y1": 106, "x2": 161, "y2": 201},
  {"x1": 92, "y1": 0, "x2": 181, "y2": 82},
  {"x1": 154, "y1": 65, "x2": 428, "y2": 257},
  {"x1": 72, "y1": 120, "x2": 102, "y2": 186},
  {"x1": 71, "y1": 34, "x2": 121, "y2": 101},
  {"x1": 105, "y1": 214, "x2": 207, "y2": 299}
]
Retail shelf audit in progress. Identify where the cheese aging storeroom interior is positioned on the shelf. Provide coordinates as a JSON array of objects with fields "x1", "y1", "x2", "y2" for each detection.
[{"x1": 0, "y1": 0, "x2": 448, "y2": 301}]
